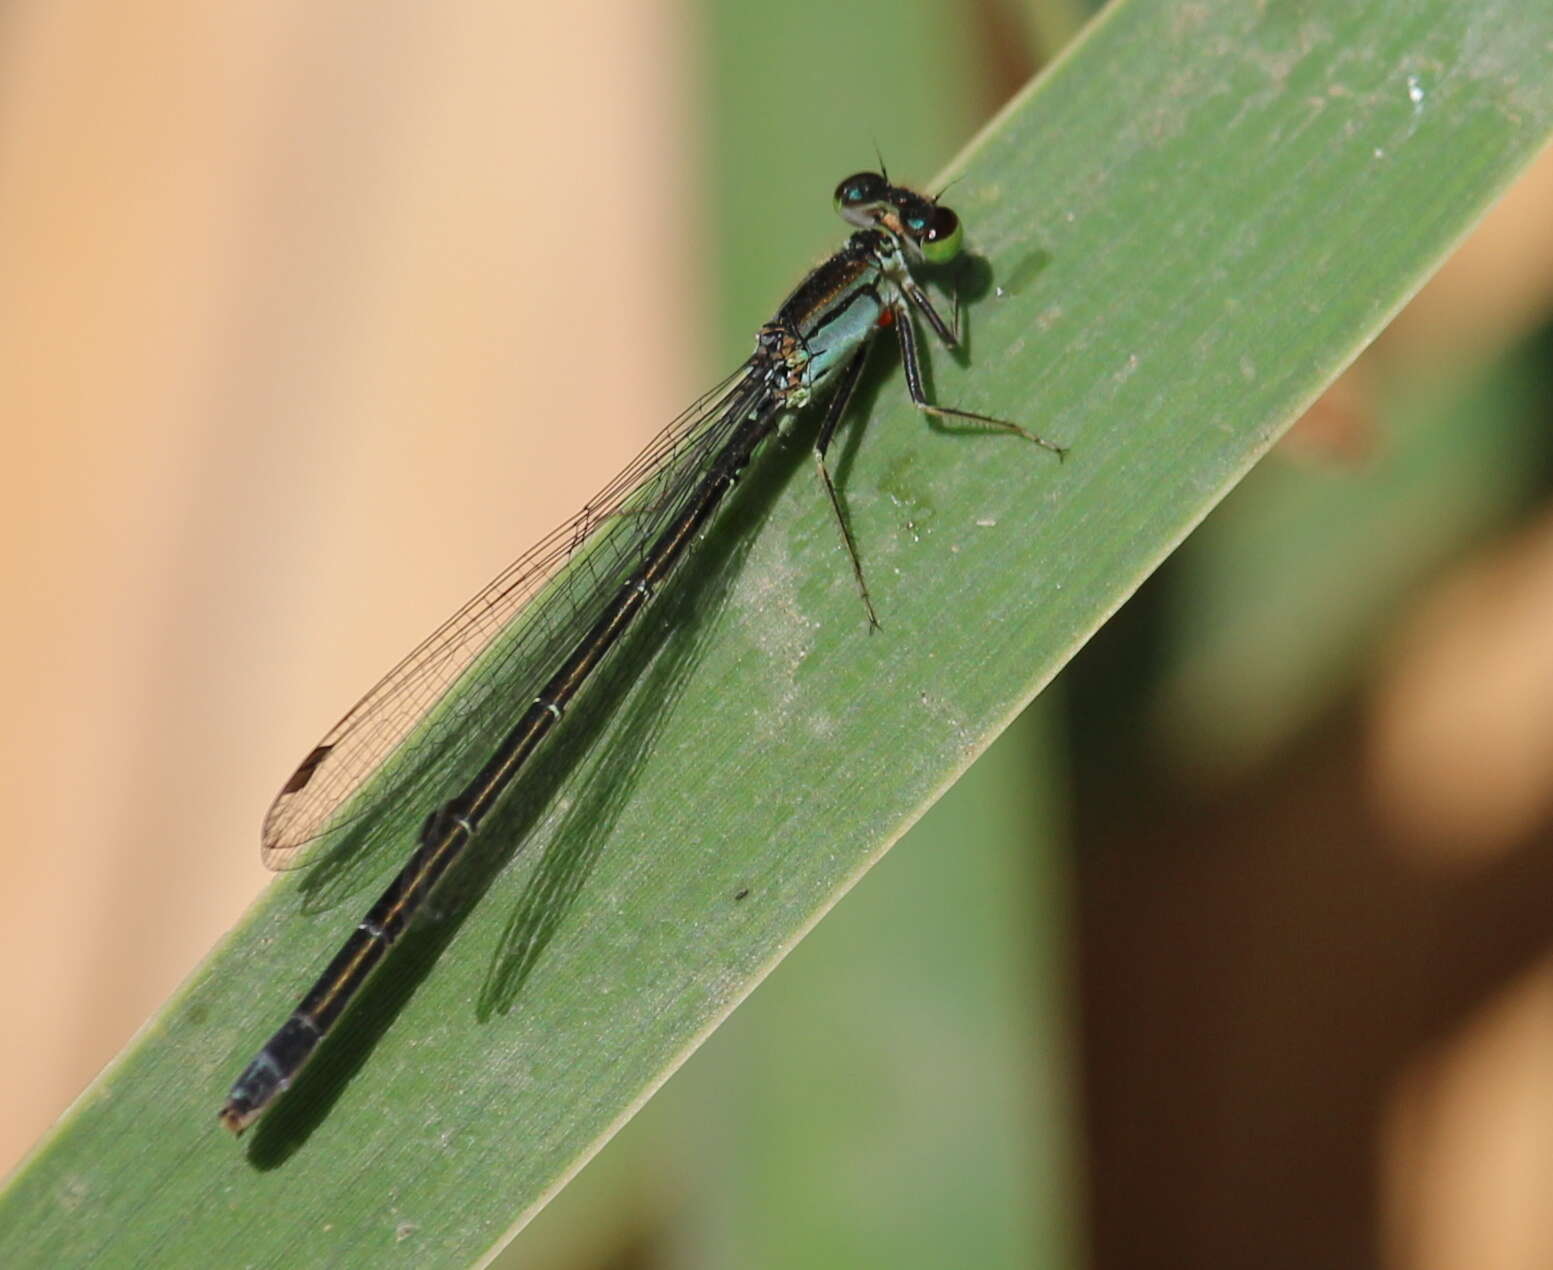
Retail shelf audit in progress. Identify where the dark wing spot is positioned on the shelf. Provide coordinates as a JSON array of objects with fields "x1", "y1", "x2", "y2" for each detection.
[{"x1": 280, "y1": 744, "x2": 333, "y2": 795}]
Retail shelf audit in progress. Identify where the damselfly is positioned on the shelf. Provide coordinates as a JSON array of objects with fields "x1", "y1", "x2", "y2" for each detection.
[{"x1": 220, "y1": 171, "x2": 1064, "y2": 1134}]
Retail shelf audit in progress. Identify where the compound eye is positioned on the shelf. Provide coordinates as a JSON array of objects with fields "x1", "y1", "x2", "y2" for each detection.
[
  {"x1": 920, "y1": 206, "x2": 963, "y2": 264},
  {"x1": 834, "y1": 172, "x2": 889, "y2": 210},
  {"x1": 838, "y1": 172, "x2": 888, "y2": 223}
]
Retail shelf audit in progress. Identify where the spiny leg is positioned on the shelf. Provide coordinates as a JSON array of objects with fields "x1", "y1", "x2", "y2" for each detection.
[
  {"x1": 892, "y1": 298, "x2": 1067, "y2": 459},
  {"x1": 813, "y1": 344, "x2": 880, "y2": 630}
]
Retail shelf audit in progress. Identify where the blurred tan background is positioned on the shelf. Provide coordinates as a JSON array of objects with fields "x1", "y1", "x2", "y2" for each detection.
[
  {"x1": 0, "y1": 0, "x2": 695, "y2": 1177},
  {"x1": 7, "y1": 2, "x2": 1553, "y2": 1267}
]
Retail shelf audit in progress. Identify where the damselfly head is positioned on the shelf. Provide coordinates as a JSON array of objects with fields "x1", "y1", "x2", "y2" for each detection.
[{"x1": 833, "y1": 172, "x2": 964, "y2": 265}]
